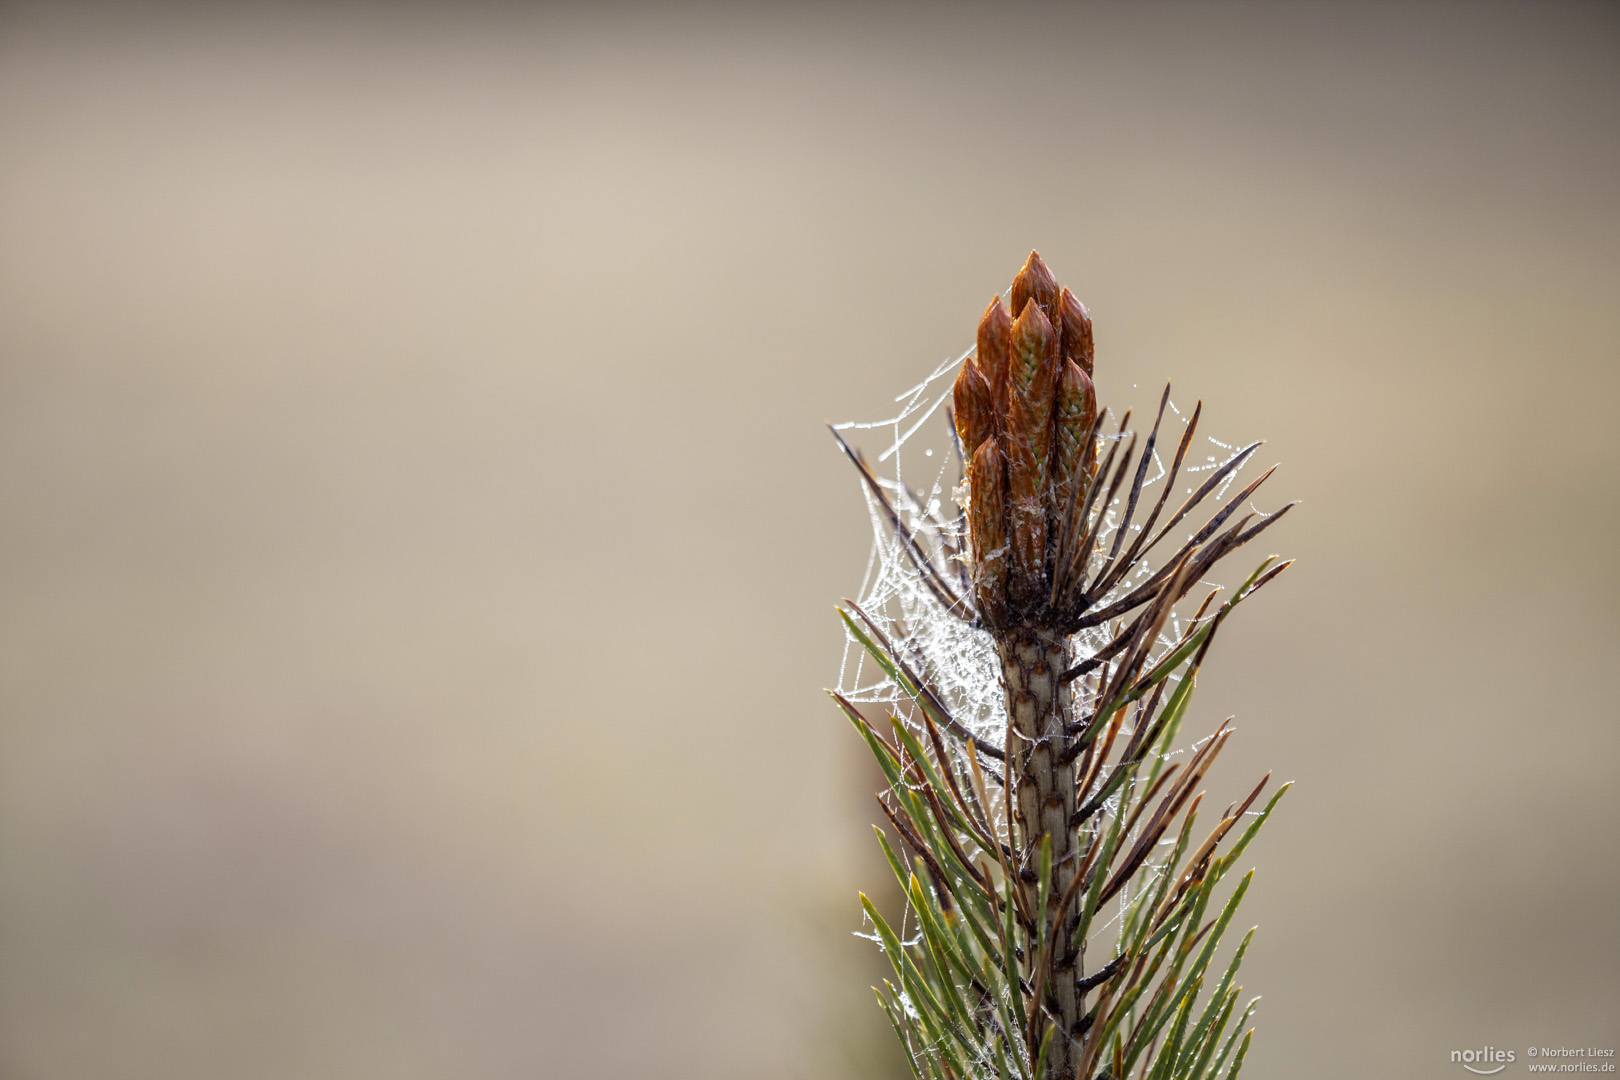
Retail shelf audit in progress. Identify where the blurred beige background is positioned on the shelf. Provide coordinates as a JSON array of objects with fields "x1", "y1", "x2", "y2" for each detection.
[{"x1": 1, "y1": 3, "x2": 1616, "y2": 1078}]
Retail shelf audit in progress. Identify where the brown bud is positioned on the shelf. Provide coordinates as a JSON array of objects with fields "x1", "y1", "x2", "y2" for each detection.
[
  {"x1": 1005, "y1": 377, "x2": 1053, "y2": 502},
  {"x1": 967, "y1": 436, "x2": 1008, "y2": 627},
  {"x1": 1008, "y1": 297, "x2": 1055, "y2": 400},
  {"x1": 1049, "y1": 361, "x2": 1097, "y2": 523},
  {"x1": 1004, "y1": 428, "x2": 1047, "y2": 610},
  {"x1": 1009, "y1": 250, "x2": 1060, "y2": 326},
  {"x1": 976, "y1": 296, "x2": 1012, "y2": 396},
  {"x1": 972, "y1": 251, "x2": 1101, "y2": 617},
  {"x1": 1058, "y1": 287, "x2": 1094, "y2": 376},
  {"x1": 953, "y1": 360, "x2": 994, "y2": 460}
]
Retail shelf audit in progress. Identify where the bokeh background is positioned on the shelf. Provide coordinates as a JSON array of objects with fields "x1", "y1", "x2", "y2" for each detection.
[{"x1": 1, "y1": 3, "x2": 1616, "y2": 1078}]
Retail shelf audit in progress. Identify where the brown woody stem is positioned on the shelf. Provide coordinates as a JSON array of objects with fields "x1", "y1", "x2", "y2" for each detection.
[{"x1": 998, "y1": 625, "x2": 1085, "y2": 1079}]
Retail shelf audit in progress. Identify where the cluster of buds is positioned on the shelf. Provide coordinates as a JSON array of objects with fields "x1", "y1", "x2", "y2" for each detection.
[{"x1": 955, "y1": 251, "x2": 1099, "y2": 629}]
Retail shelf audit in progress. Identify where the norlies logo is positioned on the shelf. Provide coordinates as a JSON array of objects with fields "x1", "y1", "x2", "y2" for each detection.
[{"x1": 1453, "y1": 1047, "x2": 1517, "y2": 1075}]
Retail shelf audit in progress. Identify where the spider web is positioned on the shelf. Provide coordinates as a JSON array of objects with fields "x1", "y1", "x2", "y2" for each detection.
[{"x1": 833, "y1": 341, "x2": 1258, "y2": 755}]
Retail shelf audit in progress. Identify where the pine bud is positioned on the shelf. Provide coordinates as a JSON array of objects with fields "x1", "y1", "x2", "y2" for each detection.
[
  {"x1": 954, "y1": 252, "x2": 1099, "y2": 622},
  {"x1": 967, "y1": 436, "x2": 1009, "y2": 628},
  {"x1": 1010, "y1": 250, "x2": 1059, "y2": 326},
  {"x1": 1004, "y1": 423, "x2": 1047, "y2": 609},
  {"x1": 1050, "y1": 360, "x2": 1097, "y2": 519},
  {"x1": 1008, "y1": 296, "x2": 1055, "y2": 400},
  {"x1": 953, "y1": 360, "x2": 995, "y2": 460},
  {"x1": 1007, "y1": 300, "x2": 1058, "y2": 500},
  {"x1": 976, "y1": 296, "x2": 1012, "y2": 395},
  {"x1": 1058, "y1": 287, "x2": 1093, "y2": 377}
]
